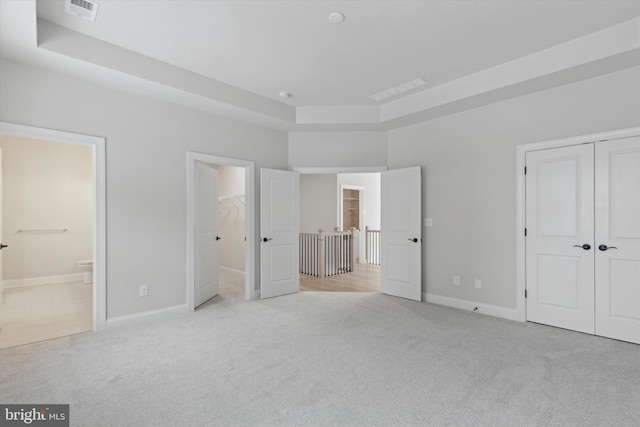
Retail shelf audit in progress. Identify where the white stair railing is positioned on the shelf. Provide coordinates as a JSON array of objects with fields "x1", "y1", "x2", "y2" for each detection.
[
  {"x1": 365, "y1": 226, "x2": 381, "y2": 265},
  {"x1": 300, "y1": 229, "x2": 355, "y2": 277}
]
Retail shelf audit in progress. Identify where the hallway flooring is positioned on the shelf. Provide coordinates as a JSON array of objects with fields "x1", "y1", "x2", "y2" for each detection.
[{"x1": 300, "y1": 263, "x2": 380, "y2": 293}]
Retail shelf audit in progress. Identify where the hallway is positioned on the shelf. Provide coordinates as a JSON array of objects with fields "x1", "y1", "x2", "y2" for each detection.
[{"x1": 300, "y1": 263, "x2": 379, "y2": 293}]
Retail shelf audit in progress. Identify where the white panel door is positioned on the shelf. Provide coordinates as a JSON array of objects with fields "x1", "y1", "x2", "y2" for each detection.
[
  {"x1": 260, "y1": 168, "x2": 299, "y2": 299},
  {"x1": 380, "y1": 166, "x2": 422, "y2": 301},
  {"x1": 595, "y1": 136, "x2": 640, "y2": 344},
  {"x1": 526, "y1": 145, "x2": 595, "y2": 334},
  {"x1": 195, "y1": 162, "x2": 219, "y2": 307}
]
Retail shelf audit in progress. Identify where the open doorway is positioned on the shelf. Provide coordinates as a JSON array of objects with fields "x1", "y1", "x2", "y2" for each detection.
[
  {"x1": 299, "y1": 172, "x2": 381, "y2": 292},
  {"x1": 186, "y1": 153, "x2": 255, "y2": 310},
  {"x1": 0, "y1": 123, "x2": 106, "y2": 348},
  {"x1": 213, "y1": 164, "x2": 246, "y2": 300}
]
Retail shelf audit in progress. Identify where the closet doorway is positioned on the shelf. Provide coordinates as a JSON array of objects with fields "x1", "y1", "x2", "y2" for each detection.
[
  {"x1": 517, "y1": 128, "x2": 640, "y2": 344},
  {"x1": 186, "y1": 153, "x2": 255, "y2": 309}
]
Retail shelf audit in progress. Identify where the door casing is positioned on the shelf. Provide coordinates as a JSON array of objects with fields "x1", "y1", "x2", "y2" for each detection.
[{"x1": 515, "y1": 126, "x2": 640, "y2": 322}]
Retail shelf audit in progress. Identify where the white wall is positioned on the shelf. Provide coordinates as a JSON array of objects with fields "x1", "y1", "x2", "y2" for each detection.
[
  {"x1": 337, "y1": 173, "x2": 381, "y2": 230},
  {"x1": 1, "y1": 135, "x2": 93, "y2": 282},
  {"x1": 215, "y1": 165, "x2": 245, "y2": 272},
  {"x1": 388, "y1": 66, "x2": 640, "y2": 310},
  {"x1": 289, "y1": 131, "x2": 387, "y2": 168},
  {"x1": 0, "y1": 59, "x2": 289, "y2": 318},
  {"x1": 300, "y1": 174, "x2": 337, "y2": 233}
]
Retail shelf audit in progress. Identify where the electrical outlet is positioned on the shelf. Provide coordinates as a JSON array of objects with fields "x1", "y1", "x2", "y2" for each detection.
[
  {"x1": 474, "y1": 279, "x2": 482, "y2": 289},
  {"x1": 453, "y1": 276, "x2": 460, "y2": 286},
  {"x1": 139, "y1": 284, "x2": 149, "y2": 297}
]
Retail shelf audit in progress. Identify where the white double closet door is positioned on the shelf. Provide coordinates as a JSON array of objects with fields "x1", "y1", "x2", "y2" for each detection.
[{"x1": 526, "y1": 136, "x2": 640, "y2": 344}]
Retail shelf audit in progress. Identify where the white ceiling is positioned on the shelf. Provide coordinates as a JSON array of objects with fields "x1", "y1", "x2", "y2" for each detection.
[{"x1": 2, "y1": 0, "x2": 640, "y2": 130}]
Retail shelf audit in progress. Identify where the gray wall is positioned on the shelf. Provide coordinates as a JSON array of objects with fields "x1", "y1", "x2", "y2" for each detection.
[
  {"x1": 300, "y1": 174, "x2": 338, "y2": 233},
  {"x1": 289, "y1": 131, "x2": 387, "y2": 168},
  {"x1": 0, "y1": 59, "x2": 289, "y2": 318},
  {"x1": 388, "y1": 66, "x2": 640, "y2": 310}
]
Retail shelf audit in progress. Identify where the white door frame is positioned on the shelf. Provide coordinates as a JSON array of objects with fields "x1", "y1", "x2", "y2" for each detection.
[
  {"x1": 0, "y1": 121, "x2": 107, "y2": 331},
  {"x1": 186, "y1": 152, "x2": 255, "y2": 308},
  {"x1": 515, "y1": 126, "x2": 640, "y2": 322}
]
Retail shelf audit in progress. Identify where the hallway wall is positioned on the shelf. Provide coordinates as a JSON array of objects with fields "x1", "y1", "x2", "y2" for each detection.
[{"x1": 300, "y1": 174, "x2": 337, "y2": 233}]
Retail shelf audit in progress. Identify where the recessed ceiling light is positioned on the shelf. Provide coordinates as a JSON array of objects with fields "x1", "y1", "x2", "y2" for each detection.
[
  {"x1": 278, "y1": 91, "x2": 293, "y2": 99},
  {"x1": 369, "y1": 78, "x2": 428, "y2": 102},
  {"x1": 328, "y1": 12, "x2": 345, "y2": 24}
]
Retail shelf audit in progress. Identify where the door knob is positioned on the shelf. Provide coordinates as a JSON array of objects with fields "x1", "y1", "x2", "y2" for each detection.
[
  {"x1": 598, "y1": 244, "x2": 617, "y2": 251},
  {"x1": 216, "y1": 236, "x2": 221, "y2": 241},
  {"x1": 408, "y1": 238, "x2": 418, "y2": 243},
  {"x1": 0, "y1": 243, "x2": 7, "y2": 250},
  {"x1": 573, "y1": 244, "x2": 591, "y2": 250},
  {"x1": 262, "y1": 237, "x2": 273, "y2": 242}
]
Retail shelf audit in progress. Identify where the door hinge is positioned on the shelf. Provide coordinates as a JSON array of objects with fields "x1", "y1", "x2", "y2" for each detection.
[
  {"x1": 524, "y1": 166, "x2": 527, "y2": 175},
  {"x1": 524, "y1": 228, "x2": 527, "y2": 237},
  {"x1": 525, "y1": 289, "x2": 528, "y2": 298}
]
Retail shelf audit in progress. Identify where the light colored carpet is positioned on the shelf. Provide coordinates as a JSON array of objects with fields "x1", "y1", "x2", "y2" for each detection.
[{"x1": 1, "y1": 291, "x2": 639, "y2": 426}]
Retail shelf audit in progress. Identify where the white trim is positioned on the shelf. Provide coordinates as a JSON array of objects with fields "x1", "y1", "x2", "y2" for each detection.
[
  {"x1": 186, "y1": 152, "x2": 256, "y2": 310},
  {"x1": 106, "y1": 304, "x2": 189, "y2": 327},
  {"x1": 424, "y1": 293, "x2": 518, "y2": 321},
  {"x1": 515, "y1": 126, "x2": 640, "y2": 323},
  {"x1": 2, "y1": 273, "x2": 84, "y2": 288},
  {"x1": 0, "y1": 121, "x2": 107, "y2": 332},
  {"x1": 293, "y1": 166, "x2": 387, "y2": 174}
]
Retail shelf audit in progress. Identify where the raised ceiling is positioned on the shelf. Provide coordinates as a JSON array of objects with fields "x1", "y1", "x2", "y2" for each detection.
[{"x1": 2, "y1": 0, "x2": 640, "y2": 130}]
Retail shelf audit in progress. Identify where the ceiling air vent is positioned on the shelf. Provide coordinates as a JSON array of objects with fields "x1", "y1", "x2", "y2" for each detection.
[
  {"x1": 65, "y1": 0, "x2": 99, "y2": 22},
  {"x1": 369, "y1": 78, "x2": 428, "y2": 102}
]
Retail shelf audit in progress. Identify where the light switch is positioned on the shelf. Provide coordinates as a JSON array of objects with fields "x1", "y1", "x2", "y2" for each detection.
[{"x1": 425, "y1": 218, "x2": 433, "y2": 227}]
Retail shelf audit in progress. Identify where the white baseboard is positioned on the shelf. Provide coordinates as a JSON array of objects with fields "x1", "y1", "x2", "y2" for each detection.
[
  {"x1": 423, "y1": 293, "x2": 519, "y2": 321},
  {"x1": 2, "y1": 273, "x2": 85, "y2": 289},
  {"x1": 106, "y1": 304, "x2": 190, "y2": 327}
]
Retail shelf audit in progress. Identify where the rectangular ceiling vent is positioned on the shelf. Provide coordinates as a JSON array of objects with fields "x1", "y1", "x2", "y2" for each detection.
[
  {"x1": 65, "y1": 0, "x2": 99, "y2": 22},
  {"x1": 369, "y1": 78, "x2": 428, "y2": 102}
]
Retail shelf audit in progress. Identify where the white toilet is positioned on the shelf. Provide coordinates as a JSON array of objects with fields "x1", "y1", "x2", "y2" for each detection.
[{"x1": 77, "y1": 259, "x2": 93, "y2": 284}]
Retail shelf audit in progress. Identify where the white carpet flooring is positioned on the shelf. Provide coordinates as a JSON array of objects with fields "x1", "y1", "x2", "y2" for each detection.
[{"x1": 1, "y1": 290, "x2": 639, "y2": 426}]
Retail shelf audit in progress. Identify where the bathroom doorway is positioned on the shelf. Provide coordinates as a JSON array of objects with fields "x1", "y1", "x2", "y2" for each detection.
[
  {"x1": 0, "y1": 123, "x2": 106, "y2": 348},
  {"x1": 186, "y1": 153, "x2": 255, "y2": 309}
]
